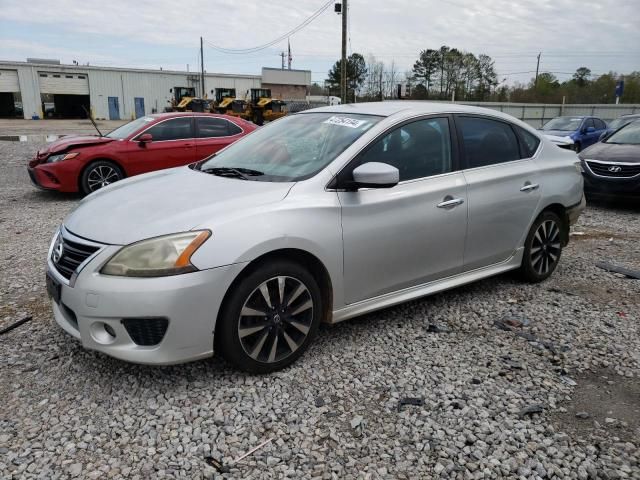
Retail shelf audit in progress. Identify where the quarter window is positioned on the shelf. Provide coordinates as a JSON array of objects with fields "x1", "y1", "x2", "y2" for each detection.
[
  {"x1": 228, "y1": 121, "x2": 242, "y2": 135},
  {"x1": 196, "y1": 117, "x2": 229, "y2": 138},
  {"x1": 143, "y1": 118, "x2": 193, "y2": 141},
  {"x1": 355, "y1": 117, "x2": 452, "y2": 181},
  {"x1": 458, "y1": 116, "x2": 521, "y2": 168},
  {"x1": 515, "y1": 126, "x2": 540, "y2": 158}
]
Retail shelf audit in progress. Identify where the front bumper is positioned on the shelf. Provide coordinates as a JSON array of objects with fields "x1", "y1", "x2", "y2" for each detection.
[
  {"x1": 48, "y1": 243, "x2": 247, "y2": 365},
  {"x1": 582, "y1": 173, "x2": 640, "y2": 198}
]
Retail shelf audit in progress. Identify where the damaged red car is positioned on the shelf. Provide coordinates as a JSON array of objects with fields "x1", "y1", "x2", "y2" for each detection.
[{"x1": 28, "y1": 112, "x2": 257, "y2": 194}]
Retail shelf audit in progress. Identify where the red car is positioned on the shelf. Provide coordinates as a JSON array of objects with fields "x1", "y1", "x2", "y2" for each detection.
[{"x1": 28, "y1": 112, "x2": 257, "y2": 194}]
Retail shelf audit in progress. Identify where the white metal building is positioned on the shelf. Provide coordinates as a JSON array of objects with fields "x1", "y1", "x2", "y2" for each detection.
[{"x1": 0, "y1": 59, "x2": 311, "y2": 120}]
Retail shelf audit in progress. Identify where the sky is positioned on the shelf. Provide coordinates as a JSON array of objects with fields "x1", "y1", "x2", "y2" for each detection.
[{"x1": 1, "y1": 0, "x2": 639, "y2": 87}]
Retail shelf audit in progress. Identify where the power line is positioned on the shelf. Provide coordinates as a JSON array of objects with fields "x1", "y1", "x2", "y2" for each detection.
[{"x1": 204, "y1": 0, "x2": 333, "y2": 55}]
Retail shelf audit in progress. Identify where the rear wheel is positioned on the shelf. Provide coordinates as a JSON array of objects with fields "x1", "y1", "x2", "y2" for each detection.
[
  {"x1": 519, "y1": 211, "x2": 564, "y2": 283},
  {"x1": 217, "y1": 260, "x2": 322, "y2": 373},
  {"x1": 81, "y1": 160, "x2": 124, "y2": 195}
]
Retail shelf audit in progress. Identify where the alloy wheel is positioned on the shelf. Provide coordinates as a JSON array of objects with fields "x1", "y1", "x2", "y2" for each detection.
[
  {"x1": 530, "y1": 219, "x2": 561, "y2": 276},
  {"x1": 237, "y1": 276, "x2": 314, "y2": 364},
  {"x1": 87, "y1": 165, "x2": 120, "y2": 191}
]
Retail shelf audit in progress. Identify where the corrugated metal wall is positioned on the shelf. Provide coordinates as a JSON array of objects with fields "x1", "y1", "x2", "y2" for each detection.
[{"x1": 0, "y1": 69, "x2": 19, "y2": 92}]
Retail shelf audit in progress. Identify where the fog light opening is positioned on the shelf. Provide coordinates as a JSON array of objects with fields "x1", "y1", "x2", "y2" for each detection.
[{"x1": 104, "y1": 324, "x2": 116, "y2": 338}]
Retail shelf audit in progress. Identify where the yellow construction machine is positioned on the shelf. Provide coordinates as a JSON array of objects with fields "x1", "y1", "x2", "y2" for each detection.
[
  {"x1": 228, "y1": 88, "x2": 287, "y2": 125},
  {"x1": 213, "y1": 88, "x2": 237, "y2": 115},
  {"x1": 166, "y1": 87, "x2": 211, "y2": 112}
]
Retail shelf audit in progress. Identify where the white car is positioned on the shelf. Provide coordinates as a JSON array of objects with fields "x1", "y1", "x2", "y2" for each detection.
[{"x1": 47, "y1": 102, "x2": 585, "y2": 372}]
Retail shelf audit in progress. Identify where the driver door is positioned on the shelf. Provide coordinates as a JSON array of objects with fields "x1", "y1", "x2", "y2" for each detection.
[
  {"x1": 126, "y1": 117, "x2": 196, "y2": 175},
  {"x1": 338, "y1": 116, "x2": 468, "y2": 304}
]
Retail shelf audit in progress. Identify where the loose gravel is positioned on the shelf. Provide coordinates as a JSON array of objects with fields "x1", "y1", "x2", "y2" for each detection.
[{"x1": 1, "y1": 138, "x2": 639, "y2": 479}]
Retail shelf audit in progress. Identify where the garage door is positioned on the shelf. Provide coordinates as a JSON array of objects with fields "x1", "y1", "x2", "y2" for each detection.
[
  {"x1": 0, "y1": 69, "x2": 19, "y2": 92},
  {"x1": 39, "y1": 72, "x2": 89, "y2": 95}
]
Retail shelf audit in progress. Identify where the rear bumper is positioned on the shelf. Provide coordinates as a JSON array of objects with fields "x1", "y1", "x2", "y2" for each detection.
[{"x1": 567, "y1": 195, "x2": 586, "y2": 225}]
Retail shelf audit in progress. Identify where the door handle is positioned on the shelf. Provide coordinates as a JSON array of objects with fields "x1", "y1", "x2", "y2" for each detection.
[
  {"x1": 520, "y1": 183, "x2": 539, "y2": 192},
  {"x1": 437, "y1": 197, "x2": 465, "y2": 208}
]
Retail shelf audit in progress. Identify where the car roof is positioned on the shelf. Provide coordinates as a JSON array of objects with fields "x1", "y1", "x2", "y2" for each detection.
[
  {"x1": 147, "y1": 112, "x2": 230, "y2": 119},
  {"x1": 303, "y1": 101, "x2": 526, "y2": 119}
]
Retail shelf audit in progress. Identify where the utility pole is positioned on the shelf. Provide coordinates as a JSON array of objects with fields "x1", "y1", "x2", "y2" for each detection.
[
  {"x1": 340, "y1": 0, "x2": 348, "y2": 104},
  {"x1": 280, "y1": 51, "x2": 286, "y2": 70},
  {"x1": 200, "y1": 37, "x2": 205, "y2": 98},
  {"x1": 534, "y1": 52, "x2": 541, "y2": 89}
]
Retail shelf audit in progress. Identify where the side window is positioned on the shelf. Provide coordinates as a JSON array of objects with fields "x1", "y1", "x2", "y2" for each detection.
[
  {"x1": 594, "y1": 118, "x2": 606, "y2": 130},
  {"x1": 584, "y1": 118, "x2": 595, "y2": 130},
  {"x1": 515, "y1": 126, "x2": 540, "y2": 158},
  {"x1": 354, "y1": 117, "x2": 452, "y2": 181},
  {"x1": 196, "y1": 117, "x2": 229, "y2": 138},
  {"x1": 143, "y1": 118, "x2": 193, "y2": 141},
  {"x1": 458, "y1": 116, "x2": 521, "y2": 168},
  {"x1": 227, "y1": 121, "x2": 243, "y2": 135}
]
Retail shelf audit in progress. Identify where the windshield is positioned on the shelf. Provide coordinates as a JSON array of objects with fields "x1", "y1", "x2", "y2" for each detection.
[
  {"x1": 605, "y1": 120, "x2": 640, "y2": 145},
  {"x1": 607, "y1": 117, "x2": 637, "y2": 131},
  {"x1": 106, "y1": 116, "x2": 155, "y2": 139},
  {"x1": 542, "y1": 117, "x2": 583, "y2": 131},
  {"x1": 198, "y1": 113, "x2": 382, "y2": 181}
]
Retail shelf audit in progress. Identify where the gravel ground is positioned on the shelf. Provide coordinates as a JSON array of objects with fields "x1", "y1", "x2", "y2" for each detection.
[{"x1": 1, "y1": 139, "x2": 639, "y2": 479}]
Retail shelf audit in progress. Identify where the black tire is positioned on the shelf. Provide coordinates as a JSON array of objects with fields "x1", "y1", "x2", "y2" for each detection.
[
  {"x1": 574, "y1": 141, "x2": 581, "y2": 153},
  {"x1": 80, "y1": 160, "x2": 124, "y2": 195},
  {"x1": 253, "y1": 110, "x2": 264, "y2": 126},
  {"x1": 519, "y1": 211, "x2": 564, "y2": 283},
  {"x1": 217, "y1": 260, "x2": 323, "y2": 373}
]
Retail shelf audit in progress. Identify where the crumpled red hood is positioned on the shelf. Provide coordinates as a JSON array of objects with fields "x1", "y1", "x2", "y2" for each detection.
[{"x1": 30, "y1": 135, "x2": 114, "y2": 166}]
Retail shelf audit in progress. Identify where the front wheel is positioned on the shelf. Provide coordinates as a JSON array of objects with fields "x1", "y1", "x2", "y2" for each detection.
[
  {"x1": 81, "y1": 160, "x2": 124, "y2": 195},
  {"x1": 519, "y1": 211, "x2": 564, "y2": 283},
  {"x1": 217, "y1": 260, "x2": 322, "y2": 373}
]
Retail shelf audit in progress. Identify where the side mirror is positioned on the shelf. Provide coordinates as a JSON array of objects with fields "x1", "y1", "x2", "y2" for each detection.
[
  {"x1": 169, "y1": 88, "x2": 173, "y2": 93},
  {"x1": 586, "y1": 126, "x2": 596, "y2": 133},
  {"x1": 138, "y1": 133, "x2": 153, "y2": 146},
  {"x1": 350, "y1": 162, "x2": 399, "y2": 189}
]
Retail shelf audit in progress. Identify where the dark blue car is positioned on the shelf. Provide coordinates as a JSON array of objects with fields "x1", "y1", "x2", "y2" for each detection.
[{"x1": 540, "y1": 116, "x2": 607, "y2": 152}]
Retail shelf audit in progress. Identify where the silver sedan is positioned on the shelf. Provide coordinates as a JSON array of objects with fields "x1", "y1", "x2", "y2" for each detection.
[{"x1": 47, "y1": 102, "x2": 585, "y2": 372}]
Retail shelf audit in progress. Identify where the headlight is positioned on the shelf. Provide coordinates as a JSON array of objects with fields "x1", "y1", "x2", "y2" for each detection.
[
  {"x1": 101, "y1": 231, "x2": 211, "y2": 277},
  {"x1": 46, "y1": 152, "x2": 79, "y2": 163}
]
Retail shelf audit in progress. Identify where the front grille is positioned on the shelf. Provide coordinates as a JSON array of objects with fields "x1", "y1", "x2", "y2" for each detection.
[
  {"x1": 122, "y1": 318, "x2": 169, "y2": 346},
  {"x1": 586, "y1": 161, "x2": 640, "y2": 178},
  {"x1": 52, "y1": 236, "x2": 101, "y2": 280}
]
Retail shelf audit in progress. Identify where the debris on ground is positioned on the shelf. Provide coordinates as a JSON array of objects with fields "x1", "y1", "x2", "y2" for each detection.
[
  {"x1": 561, "y1": 375, "x2": 578, "y2": 387},
  {"x1": 575, "y1": 411, "x2": 590, "y2": 419},
  {"x1": 427, "y1": 323, "x2": 450, "y2": 333},
  {"x1": 595, "y1": 261, "x2": 640, "y2": 279},
  {"x1": 0, "y1": 316, "x2": 32, "y2": 335},
  {"x1": 205, "y1": 438, "x2": 273, "y2": 473},
  {"x1": 518, "y1": 404, "x2": 545, "y2": 418},
  {"x1": 350, "y1": 415, "x2": 364, "y2": 429},
  {"x1": 397, "y1": 397, "x2": 424, "y2": 411}
]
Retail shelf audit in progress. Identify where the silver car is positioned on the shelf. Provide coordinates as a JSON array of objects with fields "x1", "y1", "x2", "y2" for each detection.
[{"x1": 47, "y1": 102, "x2": 585, "y2": 372}]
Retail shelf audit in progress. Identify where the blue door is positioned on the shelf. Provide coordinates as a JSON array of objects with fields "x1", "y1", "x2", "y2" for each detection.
[
  {"x1": 108, "y1": 97, "x2": 120, "y2": 120},
  {"x1": 134, "y1": 97, "x2": 145, "y2": 118}
]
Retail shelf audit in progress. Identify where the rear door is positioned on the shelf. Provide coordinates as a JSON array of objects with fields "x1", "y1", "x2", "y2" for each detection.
[
  {"x1": 126, "y1": 117, "x2": 196, "y2": 175},
  {"x1": 339, "y1": 116, "x2": 468, "y2": 304},
  {"x1": 582, "y1": 118, "x2": 600, "y2": 148},
  {"x1": 455, "y1": 115, "x2": 542, "y2": 271},
  {"x1": 194, "y1": 116, "x2": 244, "y2": 160}
]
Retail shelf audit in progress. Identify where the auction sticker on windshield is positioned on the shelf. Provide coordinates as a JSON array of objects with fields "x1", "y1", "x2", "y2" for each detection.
[{"x1": 323, "y1": 116, "x2": 367, "y2": 128}]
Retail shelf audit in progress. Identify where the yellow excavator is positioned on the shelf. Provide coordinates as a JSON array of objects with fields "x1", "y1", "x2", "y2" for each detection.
[
  {"x1": 228, "y1": 88, "x2": 287, "y2": 125},
  {"x1": 213, "y1": 88, "x2": 237, "y2": 115}
]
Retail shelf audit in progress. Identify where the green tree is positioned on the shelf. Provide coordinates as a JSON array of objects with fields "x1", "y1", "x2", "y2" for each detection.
[
  {"x1": 572, "y1": 67, "x2": 591, "y2": 87},
  {"x1": 326, "y1": 53, "x2": 368, "y2": 99},
  {"x1": 411, "y1": 49, "x2": 439, "y2": 98}
]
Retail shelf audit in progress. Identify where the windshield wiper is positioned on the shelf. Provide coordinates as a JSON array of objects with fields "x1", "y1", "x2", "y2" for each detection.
[{"x1": 200, "y1": 167, "x2": 264, "y2": 180}]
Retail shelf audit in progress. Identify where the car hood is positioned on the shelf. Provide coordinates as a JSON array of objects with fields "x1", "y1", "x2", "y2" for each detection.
[
  {"x1": 64, "y1": 167, "x2": 295, "y2": 245},
  {"x1": 543, "y1": 134, "x2": 574, "y2": 146},
  {"x1": 579, "y1": 142, "x2": 640, "y2": 163},
  {"x1": 541, "y1": 129, "x2": 576, "y2": 137},
  {"x1": 40, "y1": 135, "x2": 114, "y2": 155}
]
